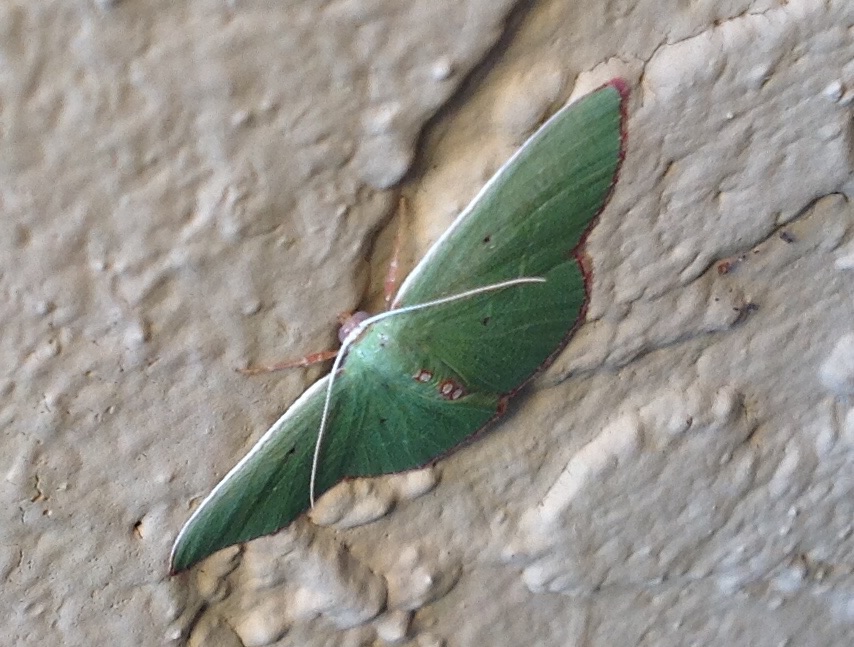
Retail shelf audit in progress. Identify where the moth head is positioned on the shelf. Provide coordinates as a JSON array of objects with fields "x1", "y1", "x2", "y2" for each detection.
[{"x1": 337, "y1": 311, "x2": 371, "y2": 343}]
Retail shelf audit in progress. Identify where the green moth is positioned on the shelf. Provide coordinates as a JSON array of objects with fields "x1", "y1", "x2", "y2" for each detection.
[{"x1": 170, "y1": 79, "x2": 628, "y2": 573}]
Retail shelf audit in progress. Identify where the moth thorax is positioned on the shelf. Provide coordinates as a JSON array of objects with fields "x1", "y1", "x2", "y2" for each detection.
[{"x1": 338, "y1": 311, "x2": 371, "y2": 343}]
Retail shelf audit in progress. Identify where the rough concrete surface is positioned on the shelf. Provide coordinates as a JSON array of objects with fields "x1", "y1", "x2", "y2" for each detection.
[{"x1": 1, "y1": 0, "x2": 852, "y2": 645}]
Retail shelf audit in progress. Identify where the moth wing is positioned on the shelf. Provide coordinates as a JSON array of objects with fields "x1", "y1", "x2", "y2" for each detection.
[
  {"x1": 170, "y1": 375, "x2": 331, "y2": 573},
  {"x1": 170, "y1": 355, "x2": 498, "y2": 573},
  {"x1": 390, "y1": 81, "x2": 627, "y2": 393},
  {"x1": 394, "y1": 81, "x2": 626, "y2": 307}
]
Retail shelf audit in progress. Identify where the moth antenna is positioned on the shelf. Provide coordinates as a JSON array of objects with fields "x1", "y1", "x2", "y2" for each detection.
[
  {"x1": 310, "y1": 275, "x2": 547, "y2": 506},
  {"x1": 311, "y1": 341, "x2": 350, "y2": 507},
  {"x1": 383, "y1": 276, "x2": 547, "y2": 319}
]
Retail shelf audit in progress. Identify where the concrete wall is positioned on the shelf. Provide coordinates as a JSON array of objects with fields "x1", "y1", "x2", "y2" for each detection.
[{"x1": 2, "y1": 0, "x2": 853, "y2": 645}]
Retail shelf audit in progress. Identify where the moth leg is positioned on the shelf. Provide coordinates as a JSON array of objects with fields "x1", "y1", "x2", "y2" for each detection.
[
  {"x1": 239, "y1": 350, "x2": 338, "y2": 375},
  {"x1": 384, "y1": 197, "x2": 407, "y2": 310}
]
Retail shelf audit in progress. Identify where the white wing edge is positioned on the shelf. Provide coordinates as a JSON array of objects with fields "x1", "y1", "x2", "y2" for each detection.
[{"x1": 170, "y1": 374, "x2": 331, "y2": 564}]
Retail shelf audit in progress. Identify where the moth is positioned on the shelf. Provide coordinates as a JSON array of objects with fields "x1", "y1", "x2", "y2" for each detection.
[{"x1": 170, "y1": 79, "x2": 628, "y2": 573}]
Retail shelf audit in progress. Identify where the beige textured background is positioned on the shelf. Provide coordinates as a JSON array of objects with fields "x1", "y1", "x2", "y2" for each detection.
[{"x1": 2, "y1": 0, "x2": 853, "y2": 645}]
